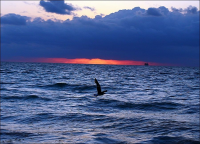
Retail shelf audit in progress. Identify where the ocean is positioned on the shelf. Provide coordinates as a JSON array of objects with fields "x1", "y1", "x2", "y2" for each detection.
[{"x1": 0, "y1": 62, "x2": 199, "y2": 144}]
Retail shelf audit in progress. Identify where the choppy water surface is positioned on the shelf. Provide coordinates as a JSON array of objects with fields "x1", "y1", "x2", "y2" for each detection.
[{"x1": 1, "y1": 62, "x2": 199, "y2": 143}]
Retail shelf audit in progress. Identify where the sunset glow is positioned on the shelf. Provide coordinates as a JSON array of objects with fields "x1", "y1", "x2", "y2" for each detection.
[
  {"x1": 1, "y1": 1, "x2": 199, "y2": 67},
  {"x1": 14, "y1": 58, "x2": 162, "y2": 66}
]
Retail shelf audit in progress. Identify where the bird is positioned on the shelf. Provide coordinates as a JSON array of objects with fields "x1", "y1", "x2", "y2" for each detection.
[{"x1": 94, "y1": 78, "x2": 107, "y2": 96}]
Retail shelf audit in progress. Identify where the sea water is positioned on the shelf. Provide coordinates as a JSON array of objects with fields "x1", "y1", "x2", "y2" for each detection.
[{"x1": 0, "y1": 62, "x2": 199, "y2": 143}]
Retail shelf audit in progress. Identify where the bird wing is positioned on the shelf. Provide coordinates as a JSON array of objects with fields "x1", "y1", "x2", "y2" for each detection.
[{"x1": 95, "y1": 79, "x2": 102, "y2": 94}]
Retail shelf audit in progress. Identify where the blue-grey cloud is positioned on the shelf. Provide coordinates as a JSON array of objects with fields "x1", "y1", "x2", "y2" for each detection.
[
  {"x1": 185, "y1": 5, "x2": 198, "y2": 14},
  {"x1": 147, "y1": 8, "x2": 162, "y2": 16},
  {"x1": 171, "y1": 5, "x2": 198, "y2": 14},
  {"x1": 84, "y1": 6, "x2": 95, "y2": 11},
  {"x1": 39, "y1": 0, "x2": 76, "y2": 15},
  {"x1": 158, "y1": 6, "x2": 169, "y2": 15},
  {"x1": 146, "y1": 6, "x2": 170, "y2": 16},
  {"x1": 171, "y1": 7, "x2": 182, "y2": 13},
  {"x1": 1, "y1": 13, "x2": 30, "y2": 25},
  {"x1": 1, "y1": 6, "x2": 199, "y2": 67}
]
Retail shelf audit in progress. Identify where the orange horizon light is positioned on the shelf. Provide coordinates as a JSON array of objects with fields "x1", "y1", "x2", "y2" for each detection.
[{"x1": 22, "y1": 58, "x2": 161, "y2": 66}]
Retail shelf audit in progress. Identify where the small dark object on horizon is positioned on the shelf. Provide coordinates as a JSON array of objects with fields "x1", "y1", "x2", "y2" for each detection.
[{"x1": 144, "y1": 63, "x2": 149, "y2": 66}]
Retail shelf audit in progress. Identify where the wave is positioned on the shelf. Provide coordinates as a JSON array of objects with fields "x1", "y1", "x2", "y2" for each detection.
[
  {"x1": 184, "y1": 104, "x2": 200, "y2": 114},
  {"x1": 57, "y1": 113, "x2": 111, "y2": 123},
  {"x1": 72, "y1": 85, "x2": 96, "y2": 92},
  {"x1": 39, "y1": 82, "x2": 96, "y2": 92},
  {"x1": 3, "y1": 71, "x2": 15, "y2": 74},
  {"x1": 39, "y1": 82, "x2": 78, "y2": 89},
  {"x1": 136, "y1": 101, "x2": 183, "y2": 110},
  {"x1": 18, "y1": 112, "x2": 111, "y2": 125},
  {"x1": 94, "y1": 99, "x2": 183, "y2": 111},
  {"x1": 0, "y1": 82, "x2": 16, "y2": 84},
  {"x1": 94, "y1": 137, "x2": 125, "y2": 144},
  {"x1": 38, "y1": 82, "x2": 71, "y2": 90},
  {"x1": 20, "y1": 113, "x2": 56, "y2": 124},
  {"x1": 46, "y1": 82, "x2": 69, "y2": 88},
  {"x1": 21, "y1": 70, "x2": 35, "y2": 74},
  {"x1": 159, "y1": 72, "x2": 173, "y2": 75},
  {"x1": 2, "y1": 95, "x2": 51, "y2": 101},
  {"x1": 1, "y1": 129, "x2": 35, "y2": 138},
  {"x1": 0, "y1": 88, "x2": 7, "y2": 91},
  {"x1": 138, "y1": 136, "x2": 200, "y2": 144}
]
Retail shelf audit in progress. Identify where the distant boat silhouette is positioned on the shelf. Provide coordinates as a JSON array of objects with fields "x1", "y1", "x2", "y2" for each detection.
[
  {"x1": 144, "y1": 62, "x2": 149, "y2": 66},
  {"x1": 94, "y1": 78, "x2": 107, "y2": 96}
]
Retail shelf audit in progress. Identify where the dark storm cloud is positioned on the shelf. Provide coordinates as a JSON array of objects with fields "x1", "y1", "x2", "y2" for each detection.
[
  {"x1": 84, "y1": 6, "x2": 95, "y2": 11},
  {"x1": 147, "y1": 8, "x2": 162, "y2": 16},
  {"x1": 1, "y1": 13, "x2": 30, "y2": 25},
  {"x1": 146, "y1": 6, "x2": 170, "y2": 16},
  {"x1": 39, "y1": 0, "x2": 76, "y2": 15},
  {"x1": 1, "y1": 6, "x2": 199, "y2": 67}
]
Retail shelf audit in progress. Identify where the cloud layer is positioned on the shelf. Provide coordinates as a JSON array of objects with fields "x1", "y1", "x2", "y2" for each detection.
[
  {"x1": 1, "y1": 13, "x2": 30, "y2": 25},
  {"x1": 39, "y1": 0, "x2": 76, "y2": 15},
  {"x1": 1, "y1": 6, "x2": 199, "y2": 66}
]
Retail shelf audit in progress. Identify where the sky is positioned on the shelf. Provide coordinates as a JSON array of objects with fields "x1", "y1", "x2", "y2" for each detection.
[{"x1": 1, "y1": 1, "x2": 199, "y2": 67}]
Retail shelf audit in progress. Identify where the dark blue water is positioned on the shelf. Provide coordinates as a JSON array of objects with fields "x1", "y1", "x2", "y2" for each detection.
[{"x1": 1, "y1": 62, "x2": 199, "y2": 143}]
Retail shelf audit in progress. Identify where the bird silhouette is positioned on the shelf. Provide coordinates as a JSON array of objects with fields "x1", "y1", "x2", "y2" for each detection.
[{"x1": 94, "y1": 78, "x2": 107, "y2": 96}]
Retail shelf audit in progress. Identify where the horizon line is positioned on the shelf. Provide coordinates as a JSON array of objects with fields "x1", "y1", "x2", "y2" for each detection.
[{"x1": 1, "y1": 57, "x2": 171, "y2": 66}]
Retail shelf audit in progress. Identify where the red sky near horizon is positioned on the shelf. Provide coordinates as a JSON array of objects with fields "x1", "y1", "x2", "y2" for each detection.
[{"x1": 11, "y1": 58, "x2": 163, "y2": 66}]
